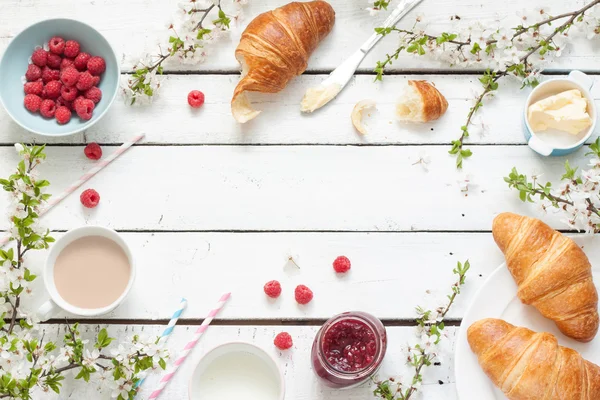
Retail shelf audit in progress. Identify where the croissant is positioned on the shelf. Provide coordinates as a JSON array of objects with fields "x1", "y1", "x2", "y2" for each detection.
[
  {"x1": 493, "y1": 212, "x2": 599, "y2": 342},
  {"x1": 395, "y1": 80, "x2": 448, "y2": 122},
  {"x1": 231, "y1": 1, "x2": 336, "y2": 123},
  {"x1": 468, "y1": 318, "x2": 600, "y2": 399}
]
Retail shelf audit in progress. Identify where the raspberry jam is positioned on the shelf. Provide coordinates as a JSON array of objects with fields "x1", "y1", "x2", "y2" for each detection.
[{"x1": 311, "y1": 312, "x2": 386, "y2": 388}]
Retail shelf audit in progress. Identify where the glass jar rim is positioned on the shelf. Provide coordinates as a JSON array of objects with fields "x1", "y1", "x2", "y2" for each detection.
[{"x1": 318, "y1": 312, "x2": 383, "y2": 376}]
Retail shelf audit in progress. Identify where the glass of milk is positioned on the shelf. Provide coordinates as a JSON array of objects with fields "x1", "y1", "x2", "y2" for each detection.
[
  {"x1": 523, "y1": 70, "x2": 597, "y2": 156},
  {"x1": 188, "y1": 342, "x2": 285, "y2": 400}
]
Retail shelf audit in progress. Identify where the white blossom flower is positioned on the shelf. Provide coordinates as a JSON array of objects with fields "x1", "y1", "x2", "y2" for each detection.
[
  {"x1": 111, "y1": 381, "x2": 132, "y2": 399},
  {"x1": 365, "y1": 7, "x2": 379, "y2": 17},
  {"x1": 502, "y1": 47, "x2": 523, "y2": 65},
  {"x1": 494, "y1": 28, "x2": 512, "y2": 49},
  {"x1": 13, "y1": 144, "x2": 24, "y2": 154},
  {"x1": 82, "y1": 349, "x2": 100, "y2": 368},
  {"x1": 412, "y1": 151, "x2": 431, "y2": 172},
  {"x1": 533, "y1": 6, "x2": 551, "y2": 18}
]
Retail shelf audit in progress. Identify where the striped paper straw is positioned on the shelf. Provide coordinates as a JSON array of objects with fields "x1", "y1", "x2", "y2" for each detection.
[
  {"x1": 135, "y1": 298, "x2": 188, "y2": 391},
  {"x1": 0, "y1": 134, "x2": 145, "y2": 248},
  {"x1": 147, "y1": 293, "x2": 231, "y2": 400}
]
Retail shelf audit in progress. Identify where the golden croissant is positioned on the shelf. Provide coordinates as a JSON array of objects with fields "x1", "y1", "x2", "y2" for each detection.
[
  {"x1": 493, "y1": 212, "x2": 599, "y2": 342},
  {"x1": 468, "y1": 318, "x2": 600, "y2": 399},
  {"x1": 231, "y1": 1, "x2": 335, "y2": 123}
]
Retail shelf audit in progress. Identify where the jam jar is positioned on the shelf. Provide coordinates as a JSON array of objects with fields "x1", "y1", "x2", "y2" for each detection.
[{"x1": 311, "y1": 311, "x2": 387, "y2": 388}]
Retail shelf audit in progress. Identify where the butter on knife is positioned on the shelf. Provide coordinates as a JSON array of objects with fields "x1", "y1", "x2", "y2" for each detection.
[{"x1": 527, "y1": 89, "x2": 593, "y2": 135}]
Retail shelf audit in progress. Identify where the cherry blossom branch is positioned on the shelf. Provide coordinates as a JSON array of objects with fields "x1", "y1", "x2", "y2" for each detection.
[
  {"x1": 374, "y1": 1, "x2": 600, "y2": 168},
  {"x1": 373, "y1": 261, "x2": 470, "y2": 400}
]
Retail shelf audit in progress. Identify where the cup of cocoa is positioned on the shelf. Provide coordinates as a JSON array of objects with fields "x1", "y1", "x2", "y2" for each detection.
[{"x1": 37, "y1": 226, "x2": 135, "y2": 320}]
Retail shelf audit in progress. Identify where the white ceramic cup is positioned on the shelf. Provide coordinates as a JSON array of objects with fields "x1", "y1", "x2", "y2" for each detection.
[
  {"x1": 189, "y1": 342, "x2": 285, "y2": 400},
  {"x1": 37, "y1": 226, "x2": 135, "y2": 321}
]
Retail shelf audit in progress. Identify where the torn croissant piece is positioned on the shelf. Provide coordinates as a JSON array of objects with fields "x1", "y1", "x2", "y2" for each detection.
[
  {"x1": 396, "y1": 80, "x2": 448, "y2": 122},
  {"x1": 231, "y1": 1, "x2": 336, "y2": 123},
  {"x1": 351, "y1": 99, "x2": 376, "y2": 134}
]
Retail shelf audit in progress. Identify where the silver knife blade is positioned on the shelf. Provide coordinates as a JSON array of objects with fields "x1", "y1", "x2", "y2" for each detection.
[{"x1": 300, "y1": 0, "x2": 424, "y2": 113}]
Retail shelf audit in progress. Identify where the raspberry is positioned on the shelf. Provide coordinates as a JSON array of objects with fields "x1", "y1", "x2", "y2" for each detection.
[
  {"x1": 84, "y1": 87, "x2": 102, "y2": 103},
  {"x1": 84, "y1": 143, "x2": 102, "y2": 160},
  {"x1": 74, "y1": 52, "x2": 91, "y2": 71},
  {"x1": 55, "y1": 106, "x2": 71, "y2": 125},
  {"x1": 41, "y1": 67, "x2": 60, "y2": 83},
  {"x1": 75, "y1": 98, "x2": 95, "y2": 120},
  {"x1": 333, "y1": 256, "x2": 351, "y2": 273},
  {"x1": 56, "y1": 97, "x2": 73, "y2": 110},
  {"x1": 76, "y1": 71, "x2": 94, "y2": 91},
  {"x1": 46, "y1": 52, "x2": 62, "y2": 69},
  {"x1": 44, "y1": 81, "x2": 62, "y2": 99},
  {"x1": 25, "y1": 64, "x2": 42, "y2": 81},
  {"x1": 31, "y1": 48, "x2": 48, "y2": 67},
  {"x1": 39, "y1": 99, "x2": 56, "y2": 118},
  {"x1": 73, "y1": 96, "x2": 86, "y2": 111},
  {"x1": 60, "y1": 58, "x2": 74, "y2": 70},
  {"x1": 24, "y1": 94, "x2": 42, "y2": 113},
  {"x1": 40, "y1": 87, "x2": 48, "y2": 99},
  {"x1": 60, "y1": 67, "x2": 79, "y2": 87},
  {"x1": 63, "y1": 40, "x2": 80, "y2": 58},
  {"x1": 263, "y1": 280, "x2": 282, "y2": 298},
  {"x1": 87, "y1": 56, "x2": 106, "y2": 76},
  {"x1": 60, "y1": 85, "x2": 78, "y2": 101},
  {"x1": 274, "y1": 332, "x2": 293, "y2": 350},
  {"x1": 92, "y1": 75, "x2": 101, "y2": 86},
  {"x1": 24, "y1": 81, "x2": 43, "y2": 95},
  {"x1": 187, "y1": 90, "x2": 205, "y2": 108},
  {"x1": 80, "y1": 189, "x2": 100, "y2": 208},
  {"x1": 48, "y1": 36, "x2": 65, "y2": 55},
  {"x1": 294, "y1": 285, "x2": 313, "y2": 305}
]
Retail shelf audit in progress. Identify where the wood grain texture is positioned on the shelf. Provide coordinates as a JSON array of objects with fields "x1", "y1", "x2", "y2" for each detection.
[
  {"x1": 0, "y1": 0, "x2": 597, "y2": 73},
  {"x1": 0, "y1": 145, "x2": 594, "y2": 232},
  {"x1": 2, "y1": 74, "x2": 598, "y2": 145},
  {"x1": 16, "y1": 232, "x2": 600, "y2": 320},
  {"x1": 35, "y1": 324, "x2": 458, "y2": 400}
]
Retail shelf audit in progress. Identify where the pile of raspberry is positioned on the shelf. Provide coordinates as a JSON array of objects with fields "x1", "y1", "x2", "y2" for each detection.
[{"x1": 23, "y1": 37, "x2": 106, "y2": 124}]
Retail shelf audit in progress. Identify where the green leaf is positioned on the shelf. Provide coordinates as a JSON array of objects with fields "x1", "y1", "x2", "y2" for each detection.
[{"x1": 561, "y1": 160, "x2": 578, "y2": 181}]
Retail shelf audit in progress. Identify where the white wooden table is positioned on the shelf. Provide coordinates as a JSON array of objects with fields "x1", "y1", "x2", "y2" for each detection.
[{"x1": 1, "y1": 1, "x2": 600, "y2": 398}]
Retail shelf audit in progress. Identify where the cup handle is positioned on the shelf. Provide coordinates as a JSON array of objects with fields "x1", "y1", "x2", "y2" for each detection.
[
  {"x1": 528, "y1": 136, "x2": 553, "y2": 156},
  {"x1": 37, "y1": 299, "x2": 58, "y2": 322},
  {"x1": 568, "y1": 70, "x2": 594, "y2": 91}
]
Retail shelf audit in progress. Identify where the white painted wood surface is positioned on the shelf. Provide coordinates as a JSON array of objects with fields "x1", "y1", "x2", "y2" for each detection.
[
  {"x1": 0, "y1": 74, "x2": 598, "y2": 145},
  {"x1": 1, "y1": 0, "x2": 599, "y2": 399},
  {"x1": 1, "y1": 0, "x2": 598, "y2": 72},
  {"x1": 0, "y1": 146, "x2": 593, "y2": 231}
]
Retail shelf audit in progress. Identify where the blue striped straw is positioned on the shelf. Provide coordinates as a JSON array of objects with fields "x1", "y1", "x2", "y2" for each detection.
[{"x1": 134, "y1": 298, "x2": 188, "y2": 391}]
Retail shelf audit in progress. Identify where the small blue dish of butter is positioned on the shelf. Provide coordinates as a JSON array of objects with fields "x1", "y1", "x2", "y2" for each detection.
[{"x1": 524, "y1": 70, "x2": 597, "y2": 156}]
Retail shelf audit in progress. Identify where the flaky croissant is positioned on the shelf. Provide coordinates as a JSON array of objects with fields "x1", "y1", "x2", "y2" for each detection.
[
  {"x1": 231, "y1": 1, "x2": 335, "y2": 123},
  {"x1": 395, "y1": 80, "x2": 448, "y2": 122},
  {"x1": 493, "y1": 212, "x2": 599, "y2": 342},
  {"x1": 468, "y1": 318, "x2": 600, "y2": 399}
]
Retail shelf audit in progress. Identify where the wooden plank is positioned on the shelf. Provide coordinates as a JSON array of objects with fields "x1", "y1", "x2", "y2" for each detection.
[
  {"x1": 35, "y1": 324, "x2": 458, "y2": 399},
  {"x1": 0, "y1": 145, "x2": 594, "y2": 232},
  {"x1": 2, "y1": 74, "x2": 598, "y2": 145},
  {"x1": 0, "y1": 0, "x2": 596, "y2": 73},
  {"x1": 18, "y1": 232, "x2": 600, "y2": 320}
]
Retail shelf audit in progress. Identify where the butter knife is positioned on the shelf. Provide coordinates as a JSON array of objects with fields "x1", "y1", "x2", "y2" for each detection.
[{"x1": 300, "y1": 0, "x2": 424, "y2": 113}]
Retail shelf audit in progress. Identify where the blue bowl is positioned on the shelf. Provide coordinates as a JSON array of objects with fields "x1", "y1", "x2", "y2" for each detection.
[{"x1": 0, "y1": 19, "x2": 119, "y2": 137}]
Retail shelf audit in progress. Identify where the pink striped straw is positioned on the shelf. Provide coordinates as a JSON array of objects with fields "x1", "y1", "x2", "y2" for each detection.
[
  {"x1": 147, "y1": 293, "x2": 231, "y2": 400},
  {"x1": 0, "y1": 134, "x2": 145, "y2": 248}
]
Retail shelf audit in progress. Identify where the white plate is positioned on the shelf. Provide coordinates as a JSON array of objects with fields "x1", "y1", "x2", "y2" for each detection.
[{"x1": 455, "y1": 263, "x2": 600, "y2": 400}]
